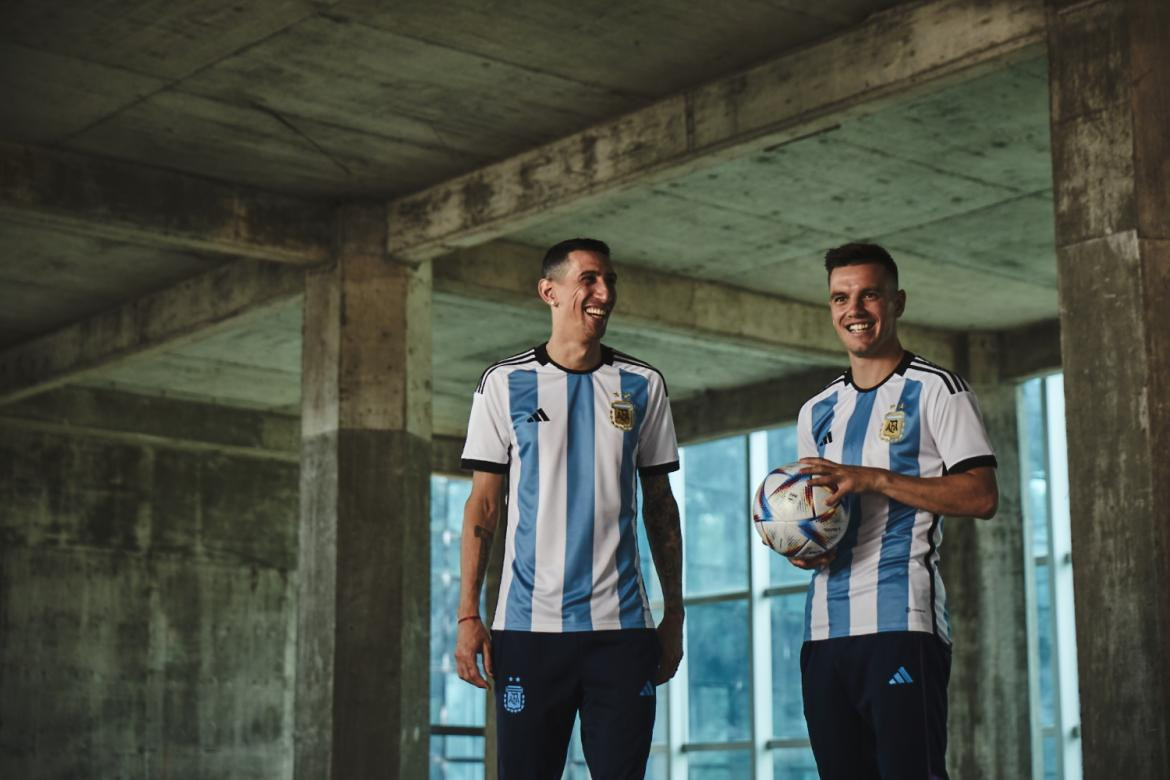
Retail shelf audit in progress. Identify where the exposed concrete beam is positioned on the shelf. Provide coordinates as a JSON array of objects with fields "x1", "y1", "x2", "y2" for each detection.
[
  {"x1": 435, "y1": 240, "x2": 960, "y2": 366},
  {"x1": 0, "y1": 386, "x2": 467, "y2": 472},
  {"x1": 0, "y1": 142, "x2": 331, "y2": 264},
  {"x1": 0, "y1": 260, "x2": 304, "y2": 405},
  {"x1": 671, "y1": 367, "x2": 845, "y2": 445},
  {"x1": 387, "y1": 0, "x2": 1045, "y2": 260}
]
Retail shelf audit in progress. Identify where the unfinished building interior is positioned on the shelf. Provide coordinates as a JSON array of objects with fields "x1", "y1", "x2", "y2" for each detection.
[{"x1": 1, "y1": 0, "x2": 1166, "y2": 778}]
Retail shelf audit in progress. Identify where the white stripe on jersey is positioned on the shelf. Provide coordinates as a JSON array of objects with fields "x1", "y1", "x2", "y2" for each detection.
[{"x1": 533, "y1": 369, "x2": 568, "y2": 631}]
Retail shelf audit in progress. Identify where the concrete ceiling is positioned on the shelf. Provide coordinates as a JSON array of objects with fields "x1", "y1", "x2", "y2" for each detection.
[{"x1": 0, "y1": 0, "x2": 1059, "y2": 437}]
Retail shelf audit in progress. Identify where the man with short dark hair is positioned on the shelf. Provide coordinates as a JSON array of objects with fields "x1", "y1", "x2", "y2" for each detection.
[
  {"x1": 455, "y1": 238, "x2": 684, "y2": 779},
  {"x1": 794, "y1": 242, "x2": 998, "y2": 779}
]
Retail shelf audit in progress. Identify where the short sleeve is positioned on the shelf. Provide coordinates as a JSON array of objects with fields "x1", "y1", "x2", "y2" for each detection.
[
  {"x1": 796, "y1": 402, "x2": 817, "y2": 460},
  {"x1": 460, "y1": 373, "x2": 511, "y2": 473},
  {"x1": 927, "y1": 385, "x2": 997, "y2": 474},
  {"x1": 637, "y1": 374, "x2": 680, "y2": 476}
]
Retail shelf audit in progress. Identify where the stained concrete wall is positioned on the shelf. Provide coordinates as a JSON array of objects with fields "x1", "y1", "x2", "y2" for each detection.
[{"x1": 0, "y1": 422, "x2": 298, "y2": 779}]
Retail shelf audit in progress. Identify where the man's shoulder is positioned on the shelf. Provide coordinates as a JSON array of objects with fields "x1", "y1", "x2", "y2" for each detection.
[
  {"x1": 609, "y1": 347, "x2": 670, "y2": 394},
  {"x1": 902, "y1": 354, "x2": 972, "y2": 397},
  {"x1": 474, "y1": 347, "x2": 542, "y2": 394},
  {"x1": 800, "y1": 371, "x2": 849, "y2": 415}
]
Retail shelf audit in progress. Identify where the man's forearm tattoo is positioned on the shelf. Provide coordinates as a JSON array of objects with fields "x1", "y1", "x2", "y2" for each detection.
[
  {"x1": 472, "y1": 525, "x2": 494, "y2": 593},
  {"x1": 642, "y1": 474, "x2": 683, "y2": 610}
]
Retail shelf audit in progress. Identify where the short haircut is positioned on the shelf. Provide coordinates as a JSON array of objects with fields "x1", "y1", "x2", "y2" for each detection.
[
  {"x1": 824, "y1": 242, "x2": 899, "y2": 288},
  {"x1": 542, "y1": 238, "x2": 611, "y2": 279}
]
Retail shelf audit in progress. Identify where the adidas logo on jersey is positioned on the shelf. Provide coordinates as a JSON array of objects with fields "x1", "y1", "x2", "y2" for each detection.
[
  {"x1": 639, "y1": 681, "x2": 655, "y2": 697},
  {"x1": 524, "y1": 408, "x2": 551, "y2": 423}
]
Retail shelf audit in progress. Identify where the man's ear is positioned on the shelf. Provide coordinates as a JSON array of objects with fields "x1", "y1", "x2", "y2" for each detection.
[
  {"x1": 537, "y1": 277, "x2": 557, "y2": 307},
  {"x1": 895, "y1": 289, "x2": 906, "y2": 317}
]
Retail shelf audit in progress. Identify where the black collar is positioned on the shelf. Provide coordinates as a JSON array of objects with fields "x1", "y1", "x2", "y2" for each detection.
[
  {"x1": 533, "y1": 342, "x2": 614, "y2": 374},
  {"x1": 844, "y1": 351, "x2": 914, "y2": 392}
]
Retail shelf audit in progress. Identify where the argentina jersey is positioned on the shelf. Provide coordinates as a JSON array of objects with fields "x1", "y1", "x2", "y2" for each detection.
[
  {"x1": 796, "y1": 352, "x2": 996, "y2": 644},
  {"x1": 461, "y1": 344, "x2": 679, "y2": 633}
]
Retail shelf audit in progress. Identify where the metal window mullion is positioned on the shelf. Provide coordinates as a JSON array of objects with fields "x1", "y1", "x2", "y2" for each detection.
[
  {"x1": 748, "y1": 431, "x2": 773, "y2": 780},
  {"x1": 1017, "y1": 381, "x2": 1047, "y2": 780},
  {"x1": 667, "y1": 452, "x2": 689, "y2": 780},
  {"x1": 1044, "y1": 376, "x2": 1083, "y2": 780}
]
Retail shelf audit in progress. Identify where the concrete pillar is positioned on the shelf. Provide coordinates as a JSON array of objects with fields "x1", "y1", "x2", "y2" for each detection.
[
  {"x1": 939, "y1": 335, "x2": 1031, "y2": 779},
  {"x1": 294, "y1": 205, "x2": 433, "y2": 779},
  {"x1": 1047, "y1": 1, "x2": 1170, "y2": 776}
]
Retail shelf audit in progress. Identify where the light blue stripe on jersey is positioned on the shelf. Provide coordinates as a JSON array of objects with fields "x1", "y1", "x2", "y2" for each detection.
[
  {"x1": 562, "y1": 374, "x2": 596, "y2": 630},
  {"x1": 806, "y1": 393, "x2": 838, "y2": 641},
  {"x1": 827, "y1": 390, "x2": 877, "y2": 638},
  {"x1": 877, "y1": 379, "x2": 922, "y2": 631},
  {"x1": 505, "y1": 370, "x2": 540, "y2": 630},
  {"x1": 616, "y1": 371, "x2": 649, "y2": 628}
]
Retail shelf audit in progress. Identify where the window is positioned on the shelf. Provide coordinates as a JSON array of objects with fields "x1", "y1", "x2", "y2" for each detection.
[
  {"x1": 430, "y1": 475, "x2": 486, "y2": 780},
  {"x1": 431, "y1": 388, "x2": 1082, "y2": 778},
  {"x1": 1019, "y1": 375, "x2": 1082, "y2": 780}
]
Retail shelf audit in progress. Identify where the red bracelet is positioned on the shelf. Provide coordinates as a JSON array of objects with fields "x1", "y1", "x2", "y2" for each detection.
[{"x1": 457, "y1": 615, "x2": 481, "y2": 625}]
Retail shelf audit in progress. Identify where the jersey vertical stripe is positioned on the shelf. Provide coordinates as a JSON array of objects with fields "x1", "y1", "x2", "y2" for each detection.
[
  {"x1": 506, "y1": 369, "x2": 540, "y2": 630},
  {"x1": 563, "y1": 374, "x2": 596, "y2": 630},
  {"x1": 827, "y1": 390, "x2": 877, "y2": 637},
  {"x1": 877, "y1": 378, "x2": 922, "y2": 631},
  {"x1": 615, "y1": 370, "x2": 650, "y2": 627},
  {"x1": 805, "y1": 393, "x2": 838, "y2": 642}
]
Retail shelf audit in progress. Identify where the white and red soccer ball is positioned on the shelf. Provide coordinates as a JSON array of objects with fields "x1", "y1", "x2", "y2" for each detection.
[{"x1": 752, "y1": 464, "x2": 849, "y2": 560}]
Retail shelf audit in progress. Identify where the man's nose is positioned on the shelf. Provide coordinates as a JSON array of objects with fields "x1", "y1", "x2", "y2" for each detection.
[{"x1": 595, "y1": 282, "x2": 614, "y2": 302}]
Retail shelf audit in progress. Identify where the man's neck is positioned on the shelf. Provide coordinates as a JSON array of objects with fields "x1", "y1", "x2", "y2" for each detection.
[
  {"x1": 545, "y1": 334, "x2": 602, "y2": 371},
  {"x1": 848, "y1": 345, "x2": 906, "y2": 389}
]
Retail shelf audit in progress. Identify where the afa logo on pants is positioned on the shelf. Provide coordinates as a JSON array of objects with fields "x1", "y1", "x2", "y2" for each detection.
[{"x1": 504, "y1": 676, "x2": 525, "y2": 713}]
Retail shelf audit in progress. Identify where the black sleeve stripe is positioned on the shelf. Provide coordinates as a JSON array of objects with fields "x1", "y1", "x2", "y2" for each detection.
[
  {"x1": 908, "y1": 363, "x2": 956, "y2": 394},
  {"x1": 476, "y1": 349, "x2": 537, "y2": 393},
  {"x1": 947, "y1": 455, "x2": 998, "y2": 474},
  {"x1": 911, "y1": 358, "x2": 969, "y2": 393},
  {"x1": 612, "y1": 352, "x2": 671, "y2": 397},
  {"x1": 460, "y1": 458, "x2": 509, "y2": 474},
  {"x1": 638, "y1": 460, "x2": 680, "y2": 476}
]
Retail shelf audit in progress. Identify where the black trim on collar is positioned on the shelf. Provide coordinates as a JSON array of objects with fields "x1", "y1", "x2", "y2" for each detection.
[
  {"x1": 534, "y1": 342, "x2": 614, "y2": 374},
  {"x1": 844, "y1": 351, "x2": 915, "y2": 393}
]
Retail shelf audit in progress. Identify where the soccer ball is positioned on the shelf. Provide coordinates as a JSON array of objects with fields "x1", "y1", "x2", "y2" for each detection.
[{"x1": 752, "y1": 464, "x2": 848, "y2": 560}]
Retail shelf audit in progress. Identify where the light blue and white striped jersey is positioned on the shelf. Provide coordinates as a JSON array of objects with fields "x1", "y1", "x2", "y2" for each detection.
[
  {"x1": 461, "y1": 343, "x2": 679, "y2": 633},
  {"x1": 796, "y1": 352, "x2": 996, "y2": 644}
]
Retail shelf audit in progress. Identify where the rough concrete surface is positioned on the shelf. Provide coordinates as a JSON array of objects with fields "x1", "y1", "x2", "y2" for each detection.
[{"x1": 0, "y1": 426, "x2": 298, "y2": 779}]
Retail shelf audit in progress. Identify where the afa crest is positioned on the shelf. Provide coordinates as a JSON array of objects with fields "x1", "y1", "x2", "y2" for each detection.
[
  {"x1": 879, "y1": 408, "x2": 906, "y2": 443},
  {"x1": 503, "y1": 676, "x2": 525, "y2": 714},
  {"x1": 610, "y1": 393, "x2": 635, "y2": 432}
]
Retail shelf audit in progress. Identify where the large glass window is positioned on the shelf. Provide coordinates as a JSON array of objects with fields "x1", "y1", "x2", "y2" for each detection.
[{"x1": 1019, "y1": 376, "x2": 1082, "y2": 780}]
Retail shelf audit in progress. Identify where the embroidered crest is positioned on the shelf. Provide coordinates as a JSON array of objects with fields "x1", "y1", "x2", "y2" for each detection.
[
  {"x1": 610, "y1": 393, "x2": 635, "y2": 432},
  {"x1": 503, "y1": 677, "x2": 525, "y2": 714},
  {"x1": 879, "y1": 409, "x2": 906, "y2": 443}
]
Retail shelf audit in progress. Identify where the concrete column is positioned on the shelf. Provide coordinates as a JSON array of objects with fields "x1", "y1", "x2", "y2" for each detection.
[
  {"x1": 294, "y1": 205, "x2": 433, "y2": 779},
  {"x1": 939, "y1": 335, "x2": 1031, "y2": 780},
  {"x1": 1047, "y1": 1, "x2": 1170, "y2": 776}
]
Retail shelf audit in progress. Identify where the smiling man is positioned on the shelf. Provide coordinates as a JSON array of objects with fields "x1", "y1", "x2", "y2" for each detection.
[
  {"x1": 455, "y1": 238, "x2": 684, "y2": 779},
  {"x1": 793, "y1": 242, "x2": 999, "y2": 780}
]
